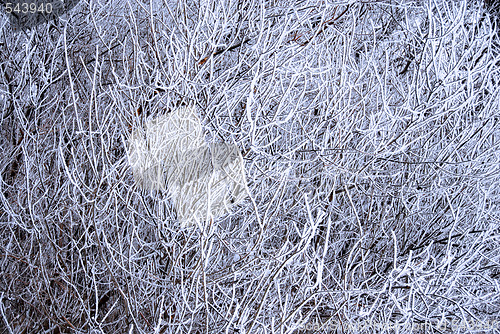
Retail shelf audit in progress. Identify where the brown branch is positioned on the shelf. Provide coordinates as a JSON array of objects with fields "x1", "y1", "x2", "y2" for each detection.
[{"x1": 198, "y1": 38, "x2": 251, "y2": 65}]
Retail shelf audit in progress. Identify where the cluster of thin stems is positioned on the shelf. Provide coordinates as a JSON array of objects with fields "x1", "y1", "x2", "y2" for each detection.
[{"x1": 0, "y1": 0, "x2": 499, "y2": 333}]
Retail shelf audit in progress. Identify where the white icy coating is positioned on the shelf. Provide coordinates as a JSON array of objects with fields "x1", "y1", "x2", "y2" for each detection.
[{"x1": 2, "y1": 0, "x2": 500, "y2": 331}]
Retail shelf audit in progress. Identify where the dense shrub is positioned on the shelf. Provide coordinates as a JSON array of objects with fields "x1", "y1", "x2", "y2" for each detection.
[{"x1": 0, "y1": 0, "x2": 499, "y2": 332}]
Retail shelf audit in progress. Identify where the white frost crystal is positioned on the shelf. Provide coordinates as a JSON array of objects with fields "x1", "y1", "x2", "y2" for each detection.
[{"x1": 127, "y1": 106, "x2": 248, "y2": 227}]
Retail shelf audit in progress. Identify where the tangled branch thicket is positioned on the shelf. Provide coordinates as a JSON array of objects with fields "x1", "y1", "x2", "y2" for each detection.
[{"x1": 0, "y1": 0, "x2": 499, "y2": 333}]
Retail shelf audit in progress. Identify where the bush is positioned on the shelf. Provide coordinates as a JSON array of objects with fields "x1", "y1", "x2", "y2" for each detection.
[{"x1": 0, "y1": 0, "x2": 499, "y2": 332}]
